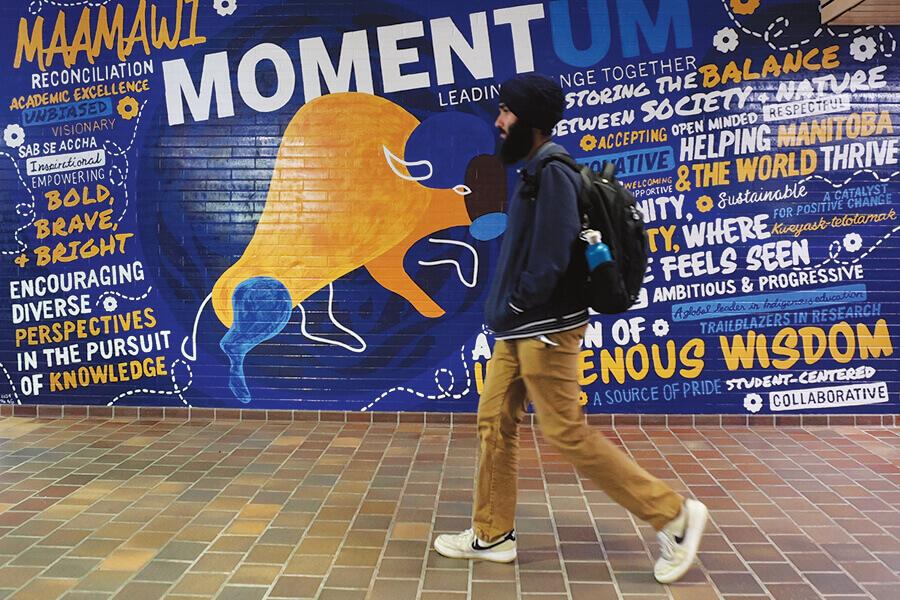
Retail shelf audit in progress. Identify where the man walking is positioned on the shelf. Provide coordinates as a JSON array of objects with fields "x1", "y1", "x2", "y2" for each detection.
[{"x1": 433, "y1": 73, "x2": 708, "y2": 584}]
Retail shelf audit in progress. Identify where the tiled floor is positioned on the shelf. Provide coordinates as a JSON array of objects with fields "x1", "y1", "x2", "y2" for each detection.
[{"x1": 0, "y1": 416, "x2": 897, "y2": 600}]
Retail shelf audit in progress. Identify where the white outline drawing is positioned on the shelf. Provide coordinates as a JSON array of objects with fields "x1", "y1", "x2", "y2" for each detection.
[
  {"x1": 119, "y1": 100, "x2": 147, "y2": 153},
  {"x1": 800, "y1": 169, "x2": 898, "y2": 190},
  {"x1": 298, "y1": 283, "x2": 367, "y2": 353},
  {"x1": 95, "y1": 286, "x2": 153, "y2": 309},
  {"x1": 181, "y1": 293, "x2": 213, "y2": 361},
  {"x1": 720, "y1": 0, "x2": 895, "y2": 57},
  {"x1": 102, "y1": 140, "x2": 130, "y2": 224},
  {"x1": 795, "y1": 225, "x2": 900, "y2": 272},
  {"x1": 181, "y1": 282, "x2": 370, "y2": 361},
  {"x1": 0, "y1": 151, "x2": 37, "y2": 256},
  {"x1": 382, "y1": 145, "x2": 433, "y2": 182},
  {"x1": 101, "y1": 100, "x2": 146, "y2": 224},
  {"x1": 0, "y1": 361, "x2": 21, "y2": 405},
  {"x1": 417, "y1": 237, "x2": 479, "y2": 288},
  {"x1": 107, "y1": 359, "x2": 193, "y2": 407},
  {"x1": 28, "y1": 0, "x2": 112, "y2": 15},
  {"x1": 792, "y1": 170, "x2": 899, "y2": 271},
  {"x1": 361, "y1": 343, "x2": 472, "y2": 411}
]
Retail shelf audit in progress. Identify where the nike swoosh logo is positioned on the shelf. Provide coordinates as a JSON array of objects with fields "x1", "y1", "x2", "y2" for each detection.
[
  {"x1": 472, "y1": 531, "x2": 515, "y2": 550},
  {"x1": 472, "y1": 538, "x2": 507, "y2": 550}
]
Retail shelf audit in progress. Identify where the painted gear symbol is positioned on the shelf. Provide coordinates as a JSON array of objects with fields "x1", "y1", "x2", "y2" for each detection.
[
  {"x1": 580, "y1": 134, "x2": 597, "y2": 152},
  {"x1": 713, "y1": 27, "x2": 740, "y2": 54},
  {"x1": 743, "y1": 393, "x2": 763, "y2": 414},
  {"x1": 696, "y1": 195, "x2": 714, "y2": 213},
  {"x1": 842, "y1": 232, "x2": 863, "y2": 253},
  {"x1": 730, "y1": 0, "x2": 760, "y2": 16},
  {"x1": 3, "y1": 124, "x2": 25, "y2": 148},
  {"x1": 652, "y1": 319, "x2": 670, "y2": 337},
  {"x1": 102, "y1": 296, "x2": 118, "y2": 313},
  {"x1": 117, "y1": 96, "x2": 139, "y2": 120},
  {"x1": 849, "y1": 36, "x2": 877, "y2": 62},
  {"x1": 214, "y1": 0, "x2": 237, "y2": 16}
]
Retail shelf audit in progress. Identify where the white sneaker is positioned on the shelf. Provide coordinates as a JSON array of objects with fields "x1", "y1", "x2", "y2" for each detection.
[
  {"x1": 654, "y1": 499, "x2": 708, "y2": 584},
  {"x1": 433, "y1": 528, "x2": 517, "y2": 563}
]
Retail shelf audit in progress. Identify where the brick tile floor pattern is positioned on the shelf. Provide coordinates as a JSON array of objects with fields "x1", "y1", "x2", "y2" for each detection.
[{"x1": 0, "y1": 417, "x2": 897, "y2": 600}]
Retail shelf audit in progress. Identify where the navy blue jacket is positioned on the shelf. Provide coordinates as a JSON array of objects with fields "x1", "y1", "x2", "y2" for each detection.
[{"x1": 485, "y1": 142, "x2": 589, "y2": 340}]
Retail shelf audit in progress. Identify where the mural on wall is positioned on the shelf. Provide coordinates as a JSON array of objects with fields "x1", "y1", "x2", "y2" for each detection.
[{"x1": 0, "y1": 0, "x2": 897, "y2": 414}]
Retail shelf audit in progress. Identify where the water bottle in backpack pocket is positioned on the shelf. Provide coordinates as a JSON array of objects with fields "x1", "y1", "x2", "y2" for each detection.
[
  {"x1": 532, "y1": 155, "x2": 648, "y2": 314},
  {"x1": 581, "y1": 227, "x2": 634, "y2": 312},
  {"x1": 583, "y1": 230, "x2": 612, "y2": 270}
]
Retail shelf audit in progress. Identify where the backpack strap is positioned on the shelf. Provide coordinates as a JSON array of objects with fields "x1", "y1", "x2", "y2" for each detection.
[
  {"x1": 532, "y1": 153, "x2": 616, "y2": 184},
  {"x1": 527, "y1": 153, "x2": 600, "y2": 231},
  {"x1": 521, "y1": 153, "x2": 573, "y2": 201},
  {"x1": 528, "y1": 154, "x2": 623, "y2": 253},
  {"x1": 600, "y1": 160, "x2": 616, "y2": 182}
]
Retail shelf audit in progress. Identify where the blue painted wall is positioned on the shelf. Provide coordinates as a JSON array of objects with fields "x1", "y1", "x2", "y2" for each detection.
[{"x1": 0, "y1": 0, "x2": 897, "y2": 415}]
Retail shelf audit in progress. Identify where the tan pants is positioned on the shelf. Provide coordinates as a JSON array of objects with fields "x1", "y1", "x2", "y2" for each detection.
[{"x1": 473, "y1": 325, "x2": 683, "y2": 543}]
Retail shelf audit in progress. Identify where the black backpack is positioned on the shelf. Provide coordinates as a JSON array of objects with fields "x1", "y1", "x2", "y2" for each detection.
[{"x1": 530, "y1": 154, "x2": 648, "y2": 314}]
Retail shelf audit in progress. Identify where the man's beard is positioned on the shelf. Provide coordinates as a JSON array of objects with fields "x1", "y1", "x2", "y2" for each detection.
[{"x1": 499, "y1": 120, "x2": 533, "y2": 165}]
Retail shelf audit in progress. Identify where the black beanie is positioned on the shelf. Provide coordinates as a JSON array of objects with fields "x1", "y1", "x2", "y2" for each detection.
[{"x1": 499, "y1": 73, "x2": 564, "y2": 134}]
